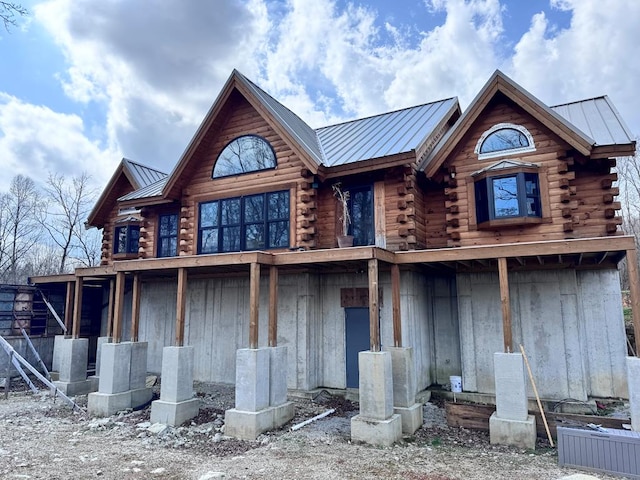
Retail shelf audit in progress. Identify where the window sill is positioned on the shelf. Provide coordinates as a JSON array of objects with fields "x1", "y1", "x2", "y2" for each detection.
[
  {"x1": 477, "y1": 216, "x2": 543, "y2": 229},
  {"x1": 113, "y1": 253, "x2": 139, "y2": 260}
]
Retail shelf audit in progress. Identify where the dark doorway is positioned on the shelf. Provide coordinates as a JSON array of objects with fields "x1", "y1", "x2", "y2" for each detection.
[{"x1": 345, "y1": 307, "x2": 370, "y2": 388}]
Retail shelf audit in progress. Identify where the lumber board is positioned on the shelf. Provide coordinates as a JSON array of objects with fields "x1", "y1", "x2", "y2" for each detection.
[{"x1": 444, "y1": 402, "x2": 629, "y2": 439}]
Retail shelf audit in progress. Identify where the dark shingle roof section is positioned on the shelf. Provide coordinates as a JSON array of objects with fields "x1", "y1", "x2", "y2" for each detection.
[
  {"x1": 235, "y1": 71, "x2": 325, "y2": 166},
  {"x1": 551, "y1": 96, "x2": 634, "y2": 147},
  {"x1": 123, "y1": 158, "x2": 168, "y2": 188},
  {"x1": 316, "y1": 98, "x2": 458, "y2": 167}
]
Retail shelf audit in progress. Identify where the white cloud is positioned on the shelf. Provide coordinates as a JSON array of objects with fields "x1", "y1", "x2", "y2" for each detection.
[
  {"x1": 0, "y1": 93, "x2": 116, "y2": 192},
  {"x1": 3, "y1": 0, "x2": 636, "y2": 200},
  {"x1": 508, "y1": 0, "x2": 640, "y2": 133}
]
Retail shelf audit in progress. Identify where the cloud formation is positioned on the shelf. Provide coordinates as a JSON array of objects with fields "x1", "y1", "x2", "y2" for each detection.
[{"x1": 0, "y1": 0, "x2": 638, "y2": 192}]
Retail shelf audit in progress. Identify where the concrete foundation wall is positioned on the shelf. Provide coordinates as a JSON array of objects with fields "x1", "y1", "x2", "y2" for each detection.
[{"x1": 457, "y1": 268, "x2": 627, "y2": 400}]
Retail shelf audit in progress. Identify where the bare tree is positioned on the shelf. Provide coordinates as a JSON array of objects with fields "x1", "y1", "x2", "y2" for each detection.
[
  {"x1": 43, "y1": 172, "x2": 99, "y2": 273},
  {"x1": 0, "y1": 2, "x2": 27, "y2": 31},
  {"x1": 0, "y1": 175, "x2": 45, "y2": 283},
  {"x1": 617, "y1": 140, "x2": 640, "y2": 289}
]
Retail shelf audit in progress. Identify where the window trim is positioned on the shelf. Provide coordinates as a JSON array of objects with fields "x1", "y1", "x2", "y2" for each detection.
[
  {"x1": 157, "y1": 213, "x2": 179, "y2": 258},
  {"x1": 474, "y1": 123, "x2": 536, "y2": 160},
  {"x1": 113, "y1": 221, "x2": 140, "y2": 259},
  {"x1": 469, "y1": 165, "x2": 550, "y2": 230},
  {"x1": 197, "y1": 190, "x2": 291, "y2": 254},
  {"x1": 212, "y1": 134, "x2": 278, "y2": 179}
]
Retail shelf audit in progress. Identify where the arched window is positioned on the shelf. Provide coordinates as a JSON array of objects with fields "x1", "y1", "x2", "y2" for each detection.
[
  {"x1": 474, "y1": 123, "x2": 535, "y2": 160},
  {"x1": 212, "y1": 135, "x2": 277, "y2": 178}
]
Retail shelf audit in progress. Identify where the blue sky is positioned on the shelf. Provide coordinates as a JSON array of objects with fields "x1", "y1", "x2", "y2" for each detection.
[{"x1": 0, "y1": 0, "x2": 638, "y2": 193}]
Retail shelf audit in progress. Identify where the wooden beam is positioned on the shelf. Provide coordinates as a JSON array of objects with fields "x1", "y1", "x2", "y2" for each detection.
[
  {"x1": 498, "y1": 257, "x2": 513, "y2": 353},
  {"x1": 627, "y1": 248, "x2": 640, "y2": 356},
  {"x1": 114, "y1": 251, "x2": 272, "y2": 272},
  {"x1": 106, "y1": 278, "x2": 115, "y2": 338},
  {"x1": 395, "y1": 236, "x2": 636, "y2": 264},
  {"x1": 175, "y1": 268, "x2": 187, "y2": 347},
  {"x1": 391, "y1": 264, "x2": 402, "y2": 347},
  {"x1": 249, "y1": 262, "x2": 260, "y2": 349},
  {"x1": 112, "y1": 271, "x2": 125, "y2": 343},
  {"x1": 269, "y1": 265, "x2": 278, "y2": 347},
  {"x1": 130, "y1": 273, "x2": 141, "y2": 342},
  {"x1": 75, "y1": 266, "x2": 115, "y2": 277},
  {"x1": 64, "y1": 281, "x2": 74, "y2": 335},
  {"x1": 71, "y1": 277, "x2": 83, "y2": 339},
  {"x1": 368, "y1": 259, "x2": 380, "y2": 352}
]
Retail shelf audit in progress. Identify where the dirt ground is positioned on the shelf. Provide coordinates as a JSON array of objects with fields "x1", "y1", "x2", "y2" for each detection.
[{"x1": 0, "y1": 379, "x2": 621, "y2": 480}]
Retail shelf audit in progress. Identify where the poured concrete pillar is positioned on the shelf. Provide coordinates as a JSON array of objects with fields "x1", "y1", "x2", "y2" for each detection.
[
  {"x1": 627, "y1": 356, "x2": 640, "y2": 431},
  {"x1": 52, "y1": 337, "x2": 92, "y2": 396},
  {"x1": 351, "y1": 351, "x2": 402, "y2": 446},
  {"x1": 384, "y1": 346, "x2": 423, "y2": 434},
  {"x1": 150, "y1": 346, "x2": 200, "y2": 426},
  {"x1": 88, "y1": 341, "x2": 153, "y2": 417},
  {"x1": 489, "y1": 352, "x2": 536, "y2": 449},
  {"x1": 89, "y1": 336, "x2": 112, "y2": 391},
  {"x1": 225, "y1": 347, "x2": 294, "y2": 440}
]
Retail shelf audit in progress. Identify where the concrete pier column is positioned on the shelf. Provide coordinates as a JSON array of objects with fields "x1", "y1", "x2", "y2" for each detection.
[
  {"x1": 627, "y1": 356, "x2": 640, "y2": 431},
  {"x1": 129, "y1": 341, "x2": 153, "y2": 408},
  {"x1": 88, "y1": 342, "x2": 132, "y2": 416},
  {"x1": 384, "y1": 346, "x2": 423, "y2": 434},
  {"x1": 150, "y1": 346, "x2": 199, "y2": 426},
  {"x1": 88, "y1": 336, "x2": 112, "y2": 391},
  {"x1": 489, "y1": 352, "x2": 536, "y2": 449},
  {"x1": 351, "y1": 351, "x2": 402, "y2": 446},
  {"x1": 52, "y1": 337, "x2": 92, "y2": 396},
  {"x1": 225, "y1": 347, "x2": 294, "y2": 440}
]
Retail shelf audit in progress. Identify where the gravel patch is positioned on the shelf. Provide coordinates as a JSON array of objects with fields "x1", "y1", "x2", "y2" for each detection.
[{"x1": 0, "y1": 380, "x2": 623, "y2": 480}]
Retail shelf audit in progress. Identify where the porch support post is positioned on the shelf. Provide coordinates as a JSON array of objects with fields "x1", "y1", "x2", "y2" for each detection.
[
  {"x1": 130, "y1": 273, "x2": 141, "y2": 342},
  {"x1": 391, "y1": 264, "x2": 402, "y2": 348},
  {"x1": 175, "y1": 268, "x2": 187, "y2": 347},
  {"x1": 71, "y1": 276, "x2": 83, "y2": 339},
  {"x1": 112, "y1": 271, "x2": 125, "y2": 344},
  {"x1": 498, "y1": 257, "x2": 513, "y2": 353},
  {"x1": 368, "y1": 258, "x2": 380, "y2": 352},
  {"x1": 249, "y1": 262, "x2": 260, "y2": 349},
  {"x1": 64, "y1": 280, "x2": 74, "y2": 335},
  {"x1": 106, "y1": 278, "x2": 115, "y2": 338},
  {"x1": 268, "y1": 265, "x2": 278, "y2": 348},
  {"x1": 626, "y1": 248, "x2": 640, "y2": 356}
]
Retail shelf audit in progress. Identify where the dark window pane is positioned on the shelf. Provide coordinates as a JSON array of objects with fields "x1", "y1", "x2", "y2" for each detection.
[
  {"x1": 349, "y1": 187, "x2": 374, "y2": 246},
  {"x1": 222, "y1": 226, "x2": 240, "y2": 252},
  {"x1": 221, "y1": 199, "x2": 241, "y2": 225},
  {"x1": 200, "y1": 228, "x2": 219, "y2": 254},
  {"x1": 480, "y1": 128, "x2": 529, "y2": 154},
  {"x1": 115, "y1": 226, "x2": 127, "y2": 253},
  {"x1": 129, "y1": 227, "x2": 140, "y2": 253},
  {"x1": 268, "y1": 220, "x2": 289, "y2": 248},
  {"x1": 245, "y1": 224, "x2": 264, "y2": 250},
  {"x1": 492, "y1": 176, "x2": 520, "y2": 217},
  {"x1": 267, "y1": 191, "x2": 289, "y2": 220},
  {"x1": 475, "y1": 178, "x2": 489, "y2": 223},
  {"x1": 200, "y1": 202, "x2": 218, "y2": 228},
  {"x1": 213, "y1": 135, "x2": 277, "y2": 178},
  {"x1": 244, "y1": 195, "x2": 264, "y2": 223}
]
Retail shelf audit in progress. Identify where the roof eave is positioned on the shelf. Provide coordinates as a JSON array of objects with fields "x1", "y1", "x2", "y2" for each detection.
[{"x1": 86, "y1": 160, "x2": 140, "y2": 228}]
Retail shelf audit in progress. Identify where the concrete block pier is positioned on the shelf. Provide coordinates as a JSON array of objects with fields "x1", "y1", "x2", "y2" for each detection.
[
  {"x1": 150, "y1": 346, "x2": 200, "y2": 426},
  {"x1": 489, "y1": 352, "x2": 536, "y2": 449},
  {"x1": 52, "y1": 337, "x2": 93, "y2": 396},
  {"x1": 351, "y1": 351, "x2": 402, "y2": 446},
  {"x1": 88, "y1": 342, "x2": 153, "y2": 417},
  {"x1": 385, "y1": 346, "x2": 423, "y2": 434},
  {"x1": 225, "y1": 346, "x2": 294, "y2": 440}
]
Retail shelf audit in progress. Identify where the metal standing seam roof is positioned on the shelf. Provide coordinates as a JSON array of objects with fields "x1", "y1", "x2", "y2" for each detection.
[
  {"x1": 118, "y1": 177, "x2": 168, "y2": 202},
  {"x1": 316, "y1": 98, "x2": 458, "y2": 167},
  {"x1": 123, "y1": 158, "x2": 168, "y2": 188},
  {"x1": 550, "y1": 96, "x2": 635, "y2": 147}
]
